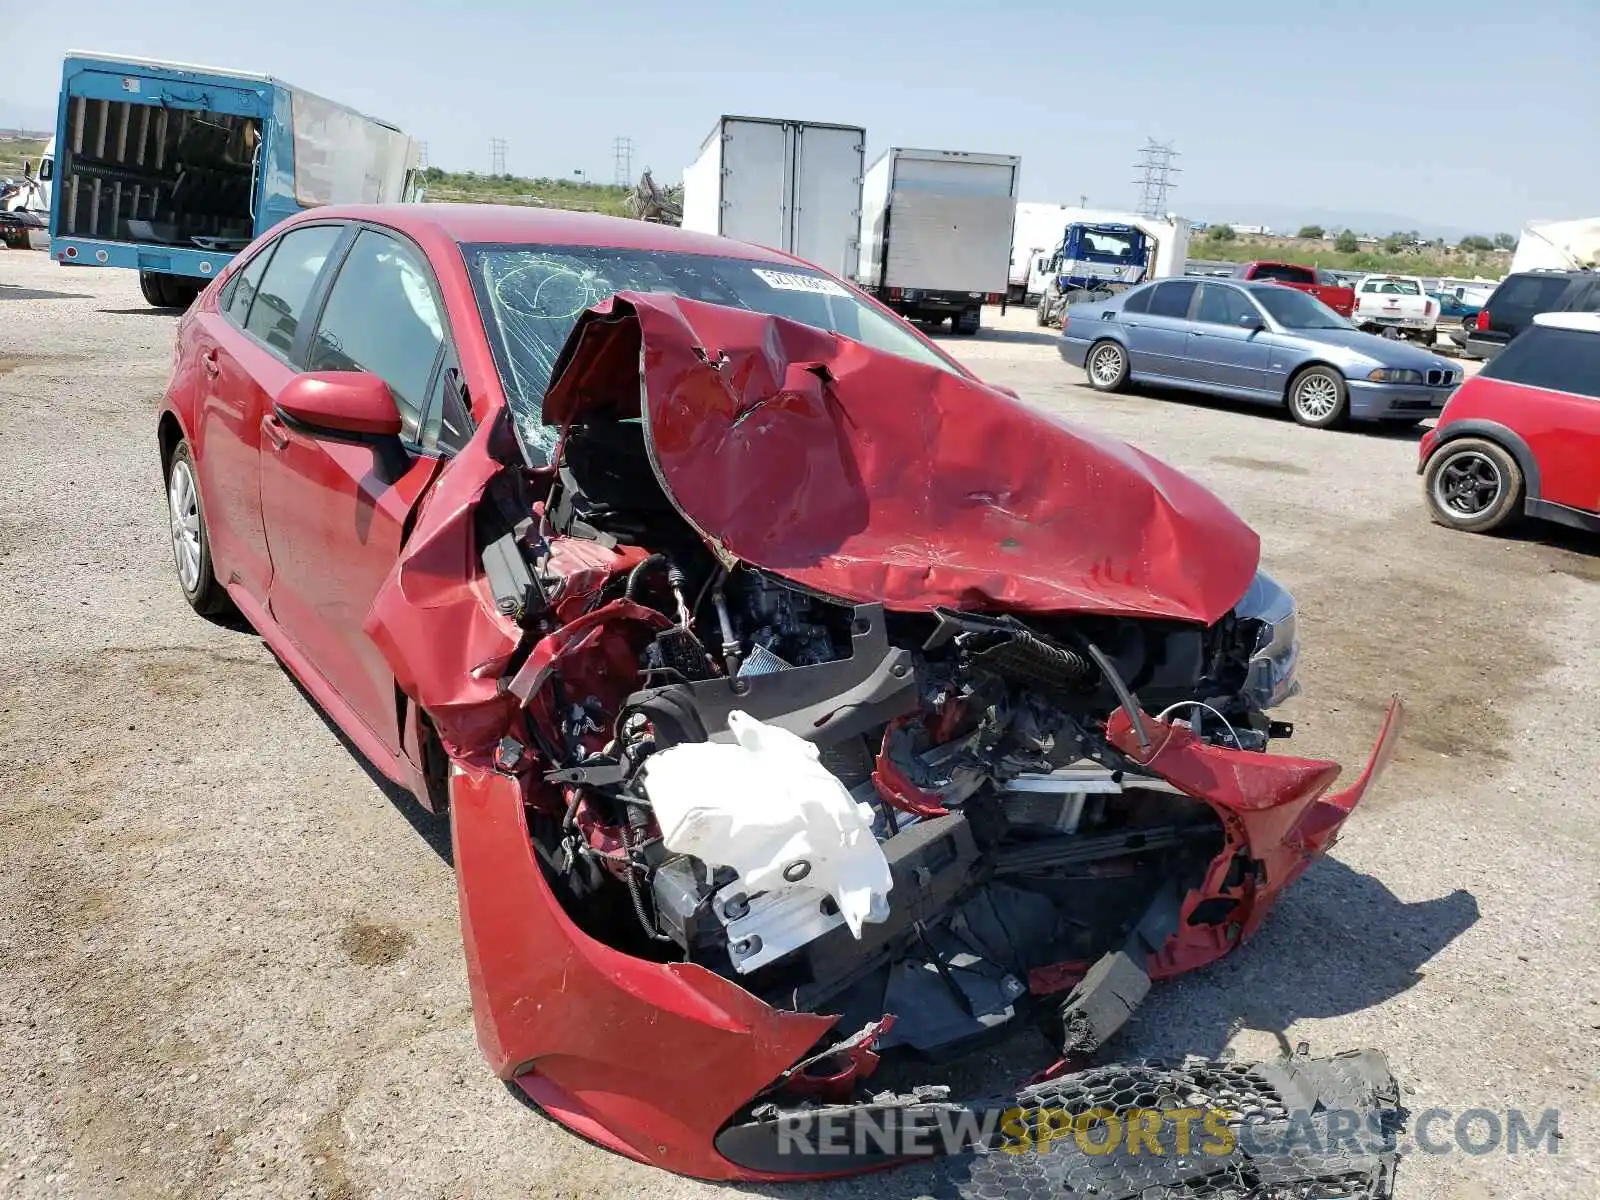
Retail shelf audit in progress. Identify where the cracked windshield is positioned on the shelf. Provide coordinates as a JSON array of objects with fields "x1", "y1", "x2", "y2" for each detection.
[{"x1": 464, "y1": 244, "x2": 960, "y2": 461}]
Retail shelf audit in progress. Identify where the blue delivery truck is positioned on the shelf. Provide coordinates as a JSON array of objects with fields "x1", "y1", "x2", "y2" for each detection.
[{"x1": 49, "y1": 52, "x2": 422, "y2": 308}]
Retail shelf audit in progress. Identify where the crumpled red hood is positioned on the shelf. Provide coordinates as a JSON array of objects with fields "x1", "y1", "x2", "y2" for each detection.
[{"x1": 543, "y1": 292, "x2": 1260, "y2": 624}]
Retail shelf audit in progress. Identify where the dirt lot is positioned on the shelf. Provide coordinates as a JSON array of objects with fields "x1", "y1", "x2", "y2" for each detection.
[{"x1": 2, "y1": 252, "x2": 1596, "y2": 1200}]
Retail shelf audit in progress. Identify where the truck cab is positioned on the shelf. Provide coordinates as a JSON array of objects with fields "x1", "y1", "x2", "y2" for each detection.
[{"x1": 1034, "y1": 223, "x2": 1151, "y2": 327}]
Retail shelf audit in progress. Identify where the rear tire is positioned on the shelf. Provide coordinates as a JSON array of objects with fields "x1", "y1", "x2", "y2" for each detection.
[
  {"x1": 1084, "y1": 339, "x2": 1129, "y2": 392},
  {"x1": 1423, "y1": 437, "x2": 1524, "y2": 533},
  {"x1": 955, "y1": 308, "x2": 981, "y2": 336},
  {"x1": 1287, "y1": 365, "x2": 1349, "y2": 428}
]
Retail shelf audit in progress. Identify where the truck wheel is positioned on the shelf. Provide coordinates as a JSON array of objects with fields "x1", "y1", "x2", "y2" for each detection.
[
  {"x1": 141, "y1": 272, "x2": 194, "y2": 309},
  {"x1": 1035, "y1": 296, "x2": 1050, "y2": 326},
  {"x1": 955, "y1": 309, "x2": 981, "y2": 336},
  {"x1": 1287, "y1": 365, "x2": 1348, "y2": 428},
  {"x1": 1085, "y1": 340, "x2": 1129, "y2": 392},
  {"x1": 139, "y1": 271, "x2": 170, "y2": 307},
  {"x1": 168, "y1": 278, "x2": 202, "y2": 309},
  {"x1": 1423, "y1": 438, "x2": 1523, "y2": 533}
]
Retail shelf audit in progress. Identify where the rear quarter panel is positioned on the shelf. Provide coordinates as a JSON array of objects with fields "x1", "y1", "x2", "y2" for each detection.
[{"x1": 1058, "y1": 302, "x2": 1122, "y2": 366}]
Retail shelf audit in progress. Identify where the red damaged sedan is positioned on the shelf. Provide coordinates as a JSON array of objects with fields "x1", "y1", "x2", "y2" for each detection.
[{"x1": 157, "y1": 205, "x2": 1403, "y2": 1186}]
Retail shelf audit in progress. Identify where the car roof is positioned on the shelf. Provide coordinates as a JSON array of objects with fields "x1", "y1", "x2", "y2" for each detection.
[
  {"x1": 297, "y1": 203, "x2": 804, "y2": 264},
  {"x1": 1532, "y1": 310, "x2": 1600, "y2": 333},
  {"x1": 1502, "y1": 268, "x2": 1591, "y2": 282}
]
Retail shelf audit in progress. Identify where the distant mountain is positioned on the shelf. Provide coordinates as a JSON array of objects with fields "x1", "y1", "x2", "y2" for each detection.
[{"x1": 1182, "y1": 203, "x2": 1502, "y2": 242}]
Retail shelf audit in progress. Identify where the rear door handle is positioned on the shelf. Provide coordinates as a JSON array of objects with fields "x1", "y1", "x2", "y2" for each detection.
[
  {"x1": 261, "y1": 411, "x2": 290, "y2": 451},
  {"x1": 200, "y1": 349, "x2": 220, "y2": 378}
]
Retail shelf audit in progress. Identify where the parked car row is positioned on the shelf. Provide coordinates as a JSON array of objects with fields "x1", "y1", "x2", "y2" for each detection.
[{"x1": 1053, "y1": 273, "x2": 1598, "y2": 542}]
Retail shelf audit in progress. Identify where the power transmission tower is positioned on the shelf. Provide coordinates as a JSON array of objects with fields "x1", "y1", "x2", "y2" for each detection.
[
  {"x1": 612, "y1": 136, "x2": 635, "y2": 187},
  {"x1": 418, "y1": 142, "x2": 429, "y2": 169},
  {"x1": 490, "y1": 137, "x2": 507, "y2": 176},
  {"x1": 1132, "y1": 139, "x2": 1180, "y2": 217}
]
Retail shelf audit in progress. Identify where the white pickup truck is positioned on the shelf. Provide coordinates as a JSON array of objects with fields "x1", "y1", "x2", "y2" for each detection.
[{"x1": 1352, "y1": 274, "x2": 1439, "y2": 342}]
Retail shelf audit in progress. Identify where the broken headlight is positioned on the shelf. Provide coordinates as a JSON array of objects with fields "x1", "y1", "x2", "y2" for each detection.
[{"x1": 1232, "y1": 570, "x2": 1300, "y2": 710}]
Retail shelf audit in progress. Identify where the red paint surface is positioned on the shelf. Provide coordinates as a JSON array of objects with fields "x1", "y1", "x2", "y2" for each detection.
[
  {"x1": 545, "y1": 293, "x2": 1262, "y2": 624},
  {"x1": 1105, "y1": 696, "x2": 1404, "y2": 966},
  {"x1": 449, "y1": 764, "x2": 836, "y2": 1178},
  {"x1": 276, "y1": 372, "x2": 406, "y2": 436},
  {"x1": 157, "y1": 204, "x2": 1404, "y2": 1183}
]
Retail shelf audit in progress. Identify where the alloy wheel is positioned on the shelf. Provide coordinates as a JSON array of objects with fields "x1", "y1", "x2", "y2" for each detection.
[
  {"x1": 1089, "y1": 344, "x2": 1124, "y2": 387},
  {"x1": 1294, "y1": 374, "x2": 1340, "y2": 421},
  {"x1": 1433, "y1": 450, "x2": 1502, "y2": 516},
  {"x1": 168, "y1": 458, "x2": 202, "y2": 593}
]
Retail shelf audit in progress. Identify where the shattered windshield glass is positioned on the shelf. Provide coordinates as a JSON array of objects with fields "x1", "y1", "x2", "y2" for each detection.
[{"x1": 462, "y1": 243, "x2": 963, "y2": 463}]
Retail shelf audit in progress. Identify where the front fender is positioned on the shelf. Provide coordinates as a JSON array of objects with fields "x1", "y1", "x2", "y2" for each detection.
[{"x1": 1425, "y1": 418, "x2": 1544, "y2": 499}]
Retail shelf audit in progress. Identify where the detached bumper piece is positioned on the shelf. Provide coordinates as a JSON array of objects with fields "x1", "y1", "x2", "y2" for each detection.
[
  {"x1": 717, "y1": 1050, "x2": 1400, "y2": 1199},
  {"x1": 942, "y1": 1050, "x2": 1400, "y2": 1199}
]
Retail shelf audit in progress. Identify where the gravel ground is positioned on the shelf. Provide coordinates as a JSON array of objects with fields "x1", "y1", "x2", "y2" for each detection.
[{"x1": 1, "y1": 251, "x2": 1596, "y2": 1200}]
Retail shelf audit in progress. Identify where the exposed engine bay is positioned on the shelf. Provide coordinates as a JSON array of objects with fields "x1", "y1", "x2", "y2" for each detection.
[
  {"x1": 473, "y1": 411, "x2": 1306, "y2": 1065},
  {"x1": 361, "y1": 290, "x2": 1404, "y2": 1186}
]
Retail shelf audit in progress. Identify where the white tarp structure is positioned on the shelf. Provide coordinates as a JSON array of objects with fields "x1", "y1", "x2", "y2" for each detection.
[
  {"x1": 290, "y1": 89, "x2": 416, "y2": 208},
  {"x1": 1510, "y1": 218, "x2": 1600, "y2": 273}
]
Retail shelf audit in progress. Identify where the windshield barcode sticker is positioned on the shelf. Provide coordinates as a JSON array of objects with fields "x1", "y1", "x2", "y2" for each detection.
[{"x1": 752, "y1": 268, "x2": 849, "y2": 297}]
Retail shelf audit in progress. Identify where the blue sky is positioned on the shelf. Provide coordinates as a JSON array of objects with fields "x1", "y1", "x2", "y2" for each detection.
[{"x1": 3, "y1": 0, "x2": 1595, "y2": 233}]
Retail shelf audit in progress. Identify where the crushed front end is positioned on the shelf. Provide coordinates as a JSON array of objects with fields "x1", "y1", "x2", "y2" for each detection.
[{"x1": 368, "y1": 292, "x2": 1403, "y2": 1182}]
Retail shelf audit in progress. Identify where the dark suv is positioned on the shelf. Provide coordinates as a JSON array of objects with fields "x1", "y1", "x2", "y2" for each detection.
[{"x1": 1461, "y1": 269, "x2": 1600, "y2": 359}]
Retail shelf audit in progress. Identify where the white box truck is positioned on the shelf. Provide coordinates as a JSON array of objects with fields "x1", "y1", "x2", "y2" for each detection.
[
  {"x1": 1009, "y1": 201, "x2": 1074, "y2": 304},
  {"x1": 680, "y1": 115, "x2": 865, "y2": 281},
  {"x1": 858, "y1": 147, "x2": 1021, "y2": 334}
]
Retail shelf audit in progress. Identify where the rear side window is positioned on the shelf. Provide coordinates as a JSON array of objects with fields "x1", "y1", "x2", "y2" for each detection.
[
  {"x1": 244, "y1": 224, "x2": 343, "y2": 356},
  {"x1": 306, "y1": 228, "x2": 446, "y2": 439},
  {"x1": 1122, "y1": 287, "x2": 1152, "y2": 314},
  {"x1": 1487, "y1": 274, "x2": 1575, "y2": 327},
  {"x1": 1481, "y1": 326, "x2": 1600, "y2": 399},
  {"x1": 1148, "y1": 280, "x2": 1197, "y2": 318},
  {"x1": 221, "y1": 242, "x2": 277, "y2": 329}
]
